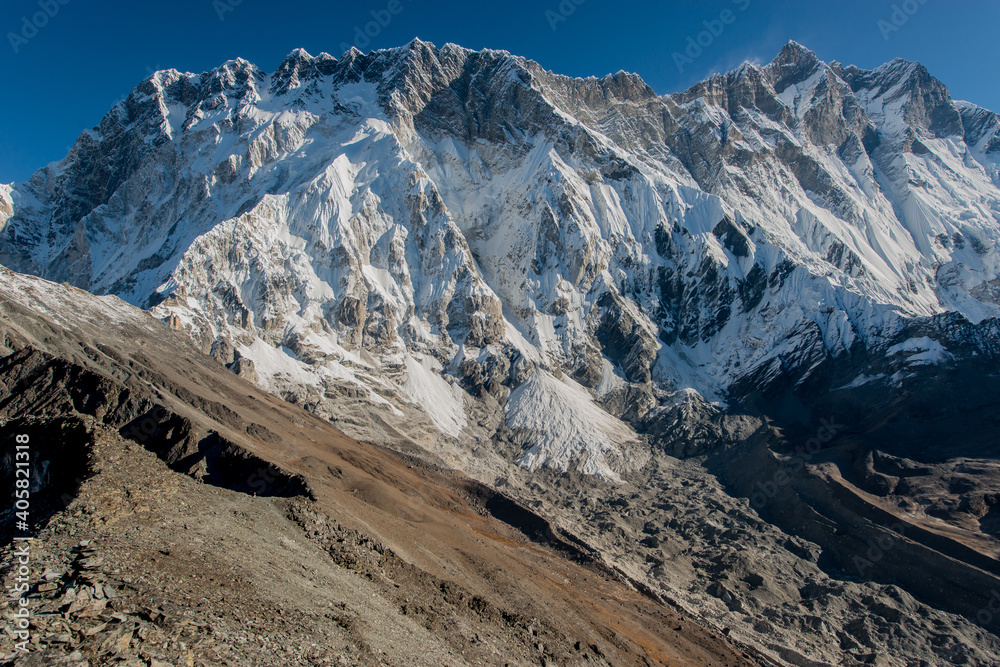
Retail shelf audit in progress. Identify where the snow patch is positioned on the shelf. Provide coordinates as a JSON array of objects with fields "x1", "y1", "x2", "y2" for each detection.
[
  {"x1": 507, "y1": 370, "x2": 636, "y2": 481},
  {"x1": 886, "y1": 337, "x2": 953, "y2": 365},
  {"x1": 239, "y1": 339, "x2": 322, "y2": 391},
  {"x1": 402, "y1": 354, "x2": 468, "y2": 437},
  {"x1": 833, "y1": 373, "x2": 886, "y2": 391}
]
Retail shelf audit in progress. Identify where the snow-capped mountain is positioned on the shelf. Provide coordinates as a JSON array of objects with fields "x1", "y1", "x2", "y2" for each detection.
[{"x1": 2, "y1": 39, "x2": 1000, "y2": 478}]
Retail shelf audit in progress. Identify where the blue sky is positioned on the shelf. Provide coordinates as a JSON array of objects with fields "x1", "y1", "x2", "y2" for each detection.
[{"x1": 1, "y1": 0, "x2": 997, "y2": 183}]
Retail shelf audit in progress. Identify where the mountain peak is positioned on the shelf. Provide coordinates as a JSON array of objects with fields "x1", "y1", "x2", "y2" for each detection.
[
  {"x1": 270, "y1": 47, "x2": 322, "y2": 95},
  {"x1": 769, "y1": 39, "x2": 822, "y2": 73},
  {"x1": 286, "y1": 47, "x2": 313, "y2": 60},
  {"x1": 838, "y1": 57, "x2": 963, "y2": 137},
  {"x1": 777, "y1": 39, "x2": 816, "y2": 61},
  {"x1": 378, "y1": 36, "x2": 437, "y2": 59}
]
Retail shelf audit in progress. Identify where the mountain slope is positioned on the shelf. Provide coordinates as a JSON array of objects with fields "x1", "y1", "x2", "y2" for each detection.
[
  {"x1": 2, "y1": 41, "x2": 998, "y2": 476},
  {"x1": 0, "y1": 268, "x2": 757, "y2": 666}
]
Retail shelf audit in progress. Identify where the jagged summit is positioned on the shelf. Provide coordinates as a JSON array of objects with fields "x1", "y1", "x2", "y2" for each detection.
[
  {"x1": 128, "y1": 38, "x2": 979, "y2": 136},
  {"x1": 771, "y1": 39, "x2": 820, "y2": 66},
  {"x1": 289, "y1": 46, "x2": 313, "y2": 58}
]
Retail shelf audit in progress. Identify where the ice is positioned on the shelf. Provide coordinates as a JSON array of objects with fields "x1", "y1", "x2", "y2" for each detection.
[
  {"x1": 886, "y1": 337, "x2": 953, "y2": 365},
  {"x1": 507, "y1": 370, "x2": 637, "y2": 480},
  {"x1": 401, "y1": 354, "x2": 468, "y2": 437}
]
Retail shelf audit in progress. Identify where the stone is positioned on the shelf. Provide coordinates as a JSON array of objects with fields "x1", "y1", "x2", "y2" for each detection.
[
  {"x1": 78, "y1": 600, "x2": 108, "y2": 617},
  {"x1": 84, "y1": 622, "x2": 108, "y2": 636}
]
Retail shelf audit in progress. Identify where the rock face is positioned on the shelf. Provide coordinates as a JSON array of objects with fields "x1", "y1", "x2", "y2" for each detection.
[{"x1": 3, "y1": 39, "x2": 1000, "y2": 666}]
